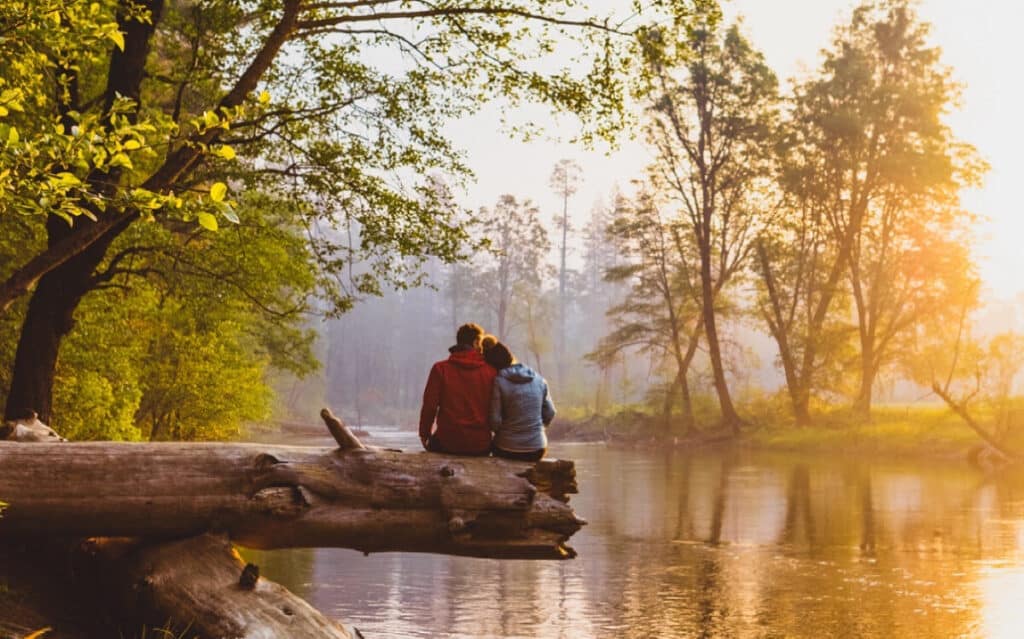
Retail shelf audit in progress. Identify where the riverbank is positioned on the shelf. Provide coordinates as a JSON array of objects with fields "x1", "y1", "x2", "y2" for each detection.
[{"x1": 549, "y1": 405, "x2": 997, "y2": 460}]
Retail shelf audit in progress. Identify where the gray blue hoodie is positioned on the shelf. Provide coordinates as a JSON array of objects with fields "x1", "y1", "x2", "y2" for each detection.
[{"x1": 489, "y1": 363, "x2": 556, "y2": 452}]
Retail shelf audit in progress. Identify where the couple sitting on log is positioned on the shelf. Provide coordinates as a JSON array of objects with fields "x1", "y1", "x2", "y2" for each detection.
[{"x1": 419, "y1": 322, "x2": 556, "y2": 462}]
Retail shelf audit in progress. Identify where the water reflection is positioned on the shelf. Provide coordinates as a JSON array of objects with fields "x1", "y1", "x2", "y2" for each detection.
[{"x1": 250, "y1": 433, "x2": 1024, "y2": 638}]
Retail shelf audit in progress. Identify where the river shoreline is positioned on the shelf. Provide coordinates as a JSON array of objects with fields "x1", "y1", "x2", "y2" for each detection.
[{"x1": 546, "y1": 406, "x2": 993, "y2": 463}]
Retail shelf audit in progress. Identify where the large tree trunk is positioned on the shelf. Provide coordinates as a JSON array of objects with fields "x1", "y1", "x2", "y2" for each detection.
[
  {"x1": 4, "y1": 221, "x2": 117, "y2": 422},
  {"x1": 3, "y1": 0, "x2": 300, "y2": 421},
  {"x1": 0, "y1": 441, "x2": 584, "y2": 559},
  {"x1": 853, "y1": 347, "x2": 876, "y2": 419},
  {"x1": 4, "y1": 0, "x2": 166, "y2": 422}
]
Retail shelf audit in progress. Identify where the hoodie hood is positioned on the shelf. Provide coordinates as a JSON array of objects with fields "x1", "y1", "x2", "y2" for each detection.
[
  {"x1": 500, "y1": 363, "x2": 536, "y2": 384},
  {"x1": 448, "y1": 348, "x2": 488, "y2": 369}
]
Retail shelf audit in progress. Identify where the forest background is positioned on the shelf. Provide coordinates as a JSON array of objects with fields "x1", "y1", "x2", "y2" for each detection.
[{"x1": 1, "y1": 0, "x2": 1020, "y2": 452}]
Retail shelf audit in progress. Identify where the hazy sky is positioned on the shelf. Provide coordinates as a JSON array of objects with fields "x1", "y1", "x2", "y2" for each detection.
[{"x1": 445, "y1": 1, "x2": 1024, "y2": 299}]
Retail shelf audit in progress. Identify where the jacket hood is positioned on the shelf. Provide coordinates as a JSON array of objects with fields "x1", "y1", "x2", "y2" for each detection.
[
  {"x1": 448, "y1": 348, "x2": 488, "y2": 369},
  {"x1": 500, "y1": 363, "x2": 537, "y2": 383}
]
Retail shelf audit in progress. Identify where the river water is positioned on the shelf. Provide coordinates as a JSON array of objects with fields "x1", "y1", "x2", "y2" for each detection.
[{"x1": 246, "y1": 426, "x2": 1024, "y2": 638}]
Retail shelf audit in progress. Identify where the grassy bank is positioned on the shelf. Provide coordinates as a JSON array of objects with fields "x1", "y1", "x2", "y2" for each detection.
[
  {"x1": 743, "y1": 405, "x2": 981, "y2": 458},
  {"x1": 551, "y1": 403, "x2": 997, "y2": 459}
]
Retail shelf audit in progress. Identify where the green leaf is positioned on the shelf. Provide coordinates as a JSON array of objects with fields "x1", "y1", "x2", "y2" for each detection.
[
  {"x1": 210, "y1": 182, "x2": 227, "y2": 202},
  {"x1": 8, "y1": 127, "x2": 18, "y2": 144},
  {"x1": 0, "y1": 106, "x2": 8, "y2": 117},
  {"x1": 109, "y1": 152, "x2": 133, "y2": 169},
  {"x1": 258, "y1": 90, "x2": 271, "y2": 105},
  {"x1": 54, "y1": 172, "x2": 81, "y2": 186},
  {"x1": 197, "y1": 212, "x2": 218, "y2": 231},
  {"x1": 221, "y1": 205, "x2": 240, "y2": 224},
  {"x1": 123, "y1": 139, "x2": 141, "y2": 150},
  {"x1": 215, "y1": 145, "x2": 236, "y2": 160}
]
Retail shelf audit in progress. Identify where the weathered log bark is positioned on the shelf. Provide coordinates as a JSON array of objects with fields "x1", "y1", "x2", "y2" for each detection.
[
  {"x1": 0, "y1": 534, "x2": 356, "y2": 639},
  {"x1": 320, "y1": 407, "x2": 365, "y2": 451},
  {"x1": 85, "y1": 534, "x2": 354, "y2": 639},
  {"x1": 0, "y1": 442, "x2": 583, "y2": 559}
]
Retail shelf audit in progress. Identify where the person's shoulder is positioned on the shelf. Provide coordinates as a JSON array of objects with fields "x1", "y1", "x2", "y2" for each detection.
[
  {"x1": 521, "y1": 364, "x2": 544, "y2": 381},
  {"x1": 430, "y1": 359, "x2": 449, "y2": 371}
]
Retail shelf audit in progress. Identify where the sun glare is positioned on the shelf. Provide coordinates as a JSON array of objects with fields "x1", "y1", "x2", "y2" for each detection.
[{"x1": 978, "y1": 563, "x2": 1024, "y2": 639}]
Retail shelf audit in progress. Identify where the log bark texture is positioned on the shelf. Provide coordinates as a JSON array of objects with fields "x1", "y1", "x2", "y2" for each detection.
[
  {"x1": 0, "y1": 442, "x2": 583, "y2": 559},
  {"x1": 87, "y1": 534, "x2": 354, "y2": 639}
]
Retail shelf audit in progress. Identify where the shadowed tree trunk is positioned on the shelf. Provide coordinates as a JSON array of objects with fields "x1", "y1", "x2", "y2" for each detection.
[
  {"x1": 4, "y1": 0, "x2": 165, "y2": 422},
  {"x1": 5, "y1": 0, "x2": 301, "y2": 423}
]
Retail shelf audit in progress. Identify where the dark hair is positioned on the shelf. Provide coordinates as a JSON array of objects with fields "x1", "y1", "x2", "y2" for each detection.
[
  {"x1": 481, "y1": 334, "x2": 498, "y2": 352},
  {"x1": 456, "y1": 323, "x2": 485, "y2": 348},
  {"x1": 484, "y1": 342, "x2": 514, "y2": 369}
]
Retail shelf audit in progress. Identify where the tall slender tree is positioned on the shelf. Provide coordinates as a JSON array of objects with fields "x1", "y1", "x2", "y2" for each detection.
[
  {"x1": 549, "y1": 158, "x2": 582, "y2": 388},
  {"x1": 474, "y1": 195, "x2": 551, "y2": 341},
  {"x1": 579, "y1": 200, "x2": 623, "y2": 412},
  {"x1": 589, "y1": 191, "x2": 702, "y2": 433},
  {"x1": 755, "y1": 202, "x2": 852, "y2": 426},
  {"x1": 641, "y1": 17, "x2": 779, "y2": 431}
]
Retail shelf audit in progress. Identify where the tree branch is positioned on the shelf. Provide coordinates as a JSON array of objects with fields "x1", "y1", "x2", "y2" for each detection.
[{"x1": 296, "y1": 6, "x2": 625, "y2": 36}]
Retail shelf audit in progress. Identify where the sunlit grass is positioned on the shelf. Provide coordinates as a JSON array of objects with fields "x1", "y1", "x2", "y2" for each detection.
[
  {"x1": 746, "y1": 404, "x2": 990, "y2": 457},
  {"x1": 560, "y1": 398, "x2": 1022, "y2": 457}
]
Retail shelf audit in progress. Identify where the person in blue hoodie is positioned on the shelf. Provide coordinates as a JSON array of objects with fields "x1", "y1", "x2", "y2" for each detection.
[{"x1": 484, "y1": 342, "x2": 556, "y2": 461}]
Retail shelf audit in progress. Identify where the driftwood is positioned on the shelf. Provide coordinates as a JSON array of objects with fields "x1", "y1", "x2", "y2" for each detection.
[{"x1": 83, "y1": 534, "x2": 355, "y2": 639}]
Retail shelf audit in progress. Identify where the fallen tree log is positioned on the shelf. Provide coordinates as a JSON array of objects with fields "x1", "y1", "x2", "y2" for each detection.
[
  {"x1": 1, "y1": 410, "x2": 584, "y2": 636},
  {"x1": 0, "y1": 442, "x2": 583, "y2": 559},
  {"x1": 932, "y1": 382, "x2": 1021, "y2": 462},
  {"x1": 0, "y1": 534, "x2": 357, "y2": 639},
  {"x1": 80, "y1": 534, "x2": 355, "y2": 639}
]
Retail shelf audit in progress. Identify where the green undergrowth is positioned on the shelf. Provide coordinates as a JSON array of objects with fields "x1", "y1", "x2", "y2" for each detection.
[
  {"x1": 556, "y1": 401, "x2": 1013, "y2": 458},
  {"x1": 744, "y1": 405, "x2": 982, "y2": 457}
]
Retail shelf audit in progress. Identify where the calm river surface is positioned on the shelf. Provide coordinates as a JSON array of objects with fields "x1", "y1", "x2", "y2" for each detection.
[{"x1": 246, "y1": 426, "x2": 1024, "y2": 638}]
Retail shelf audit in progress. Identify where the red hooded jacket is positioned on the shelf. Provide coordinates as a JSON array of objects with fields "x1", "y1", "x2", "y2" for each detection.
[{"x1": 419, "y1": 347, "x2": 497, "y2": 455}]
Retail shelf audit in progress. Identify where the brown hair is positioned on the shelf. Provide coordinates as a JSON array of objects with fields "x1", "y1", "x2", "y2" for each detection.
[
  {"x1": 484, "y1": 342, "x2": 514, "y2": 369},
  {"x1": 456, "y1": 323, "x2": 485, "y2": 349},
  {"x1": 481, "y1": 334, "x2": 498, "y2": 352}
]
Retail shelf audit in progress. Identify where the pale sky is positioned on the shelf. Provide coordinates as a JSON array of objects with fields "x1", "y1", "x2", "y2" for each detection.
[{"x1": 445, "y1": 1, "x2": 1024, "y2": 299}]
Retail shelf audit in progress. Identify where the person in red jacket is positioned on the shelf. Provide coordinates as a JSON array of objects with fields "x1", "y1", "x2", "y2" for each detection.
[{"x1": 419, "y1": 323, "x2": 497, "y2": 455}]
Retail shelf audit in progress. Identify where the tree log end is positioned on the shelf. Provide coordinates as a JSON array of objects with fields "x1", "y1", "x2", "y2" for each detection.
[
  {"x1": 320, "y1": 407, "x2": 365, "y2": 450},
  {"x1": 110, "y1": 533, "x2": 354, "y2": 638}
]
